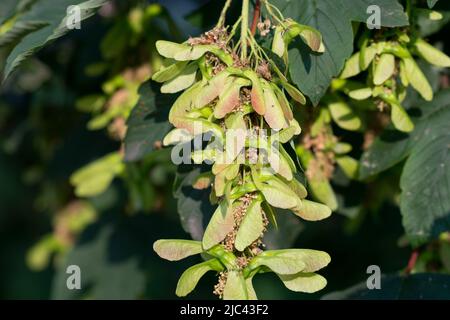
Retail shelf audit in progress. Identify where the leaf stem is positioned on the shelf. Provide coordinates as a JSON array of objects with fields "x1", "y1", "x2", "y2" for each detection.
[
  {"x1": 227, "y1": 16, "x2": 242, "y2": 43},
  {"x1": 217, "y1": 0, "x2": 233, "y2": 28},
  {"x1": 262, "y1": 0, "x2": 284, "y2": 25},
  {"x1": 241, "y1": 0, "x2": 250, "y2": 60}
]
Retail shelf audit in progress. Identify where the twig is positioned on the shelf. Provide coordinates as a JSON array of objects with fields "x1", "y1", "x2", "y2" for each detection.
[
  {"x1": 250, "y1": 0, "x2": 261, "y2": 35},
  {"x1": 241, "y1": 0, "x2": 250, "y2": 59},
  {"x1": 405, "y1": 249, "x2": 419, "y2": 275},
  {"x1": 217, "y1": 0, "x2": 233, "y2": 28}
]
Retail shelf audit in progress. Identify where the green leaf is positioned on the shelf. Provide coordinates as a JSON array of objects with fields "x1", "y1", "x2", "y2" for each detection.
[
  {"x1": 328, "y1": 100, "x2": 362, "y2": 131},
  {"x1": 214, "y1": 77, "x2": 250, "y2": 119},
  {"x1": 161, "y1": 62, "x2": 198, "y2": 94},
  {"x1": 250, "y1": 254, "x2": 306, "y2": 275},
  {"x1": 235, "y1": 200, "x2": 264, "y2": 252},
  {"x1": 152, "y1": 60, "x2": 189, "y2": 83},
  {"x1": 309, "y1": 177, "x2": 338, "y2": 211},
  {"x1": 26, "y1": 234, "x2": 60, "y2": 271},
  {"x1": 174, "y1": 44, "x2": 233, "y2": 66},
  {"x1": 51, "y1": 213, "x2": 158, "y2": 299},
  {"x1": 428, "y1": 0, "x2": 439, "y2": 9},
  {"x1": 3, "y1": 0, "x2": 108, "y2": 80},
  {"x1": 280, "y1": 81, "x2": 306, "y2": 105},
  {"x1": 263, "y1": 208, "x2": 304, "y2": 250},
  {"x1": 75, "y1": 94, "x2": 106, "y2": 113},
  {"x1": 257, "y1": 176, "x2": 299, "y2": 210},
  {"x1": 0, "y1": 0, "x2": 17, "y2": 24},
  {"x1": 70, "y1": 152, "x2": 124, "y2": 198},
  {"x1": 176, "y1": 260, "x2": 221, "y2": 297},
  {"x1": 245, "y1": 277, "x2": 258, "y2": 300},
  {"x1": 173, "y1": 165, "x2": 215, "y2": 241},
  {"x1": 400, "y1": 107, "x2": 450, "y2": 244},
  {"x1": 348, "y1": 87, "x2": 373, "y2": 100},
  {"x1": 153, "y1": 240, "x2": 203, "y2": 261},
  {"x1": 272, "y1": 0, "x2": 408, "y2": 105},
  {"x1": 390, "y1": 101, "x2": 414, "y2": 133},
  {"x1": 359, "y1": 90, "x2": 450, "y2": 179},
  {"x1": 334, "y1": 142, "x2": 352, "y2": 155},
  {"x1": 263, "y1": 249, "x2": 331, "y2": 272},
  {"x1": 202, "y1": 200, "x2": 234, "y2": 250},
  {"x1": 223, "y1": 271, "x2": 248, "y2": 300},
  {"x1": 287, "y1": 175, "x2": 308, "y2": 199},
  {"x1": 336, "y1": 156, "x2": 359, "y2": 179},
  {"x1": 155, "y1": 40, "x2": 189, "y2": 59},
  {"x1": 272, "y1": 25, "x2": 286, "y2": 57},
  {"x1": 323, "y1": 273, "x2": 450, "y2": 299},
  {"x1": 278, "y1": 272, "x2": 327, "y2": 293},
  {"x1": 416, "y1": 9, "x2": 450, "y2": 38},
  {"x1": 124, "y1": 81, "x2": 175, "y2": 162},
  {"x1": 340, "y1": 47, "x2": 377, "y2": 79},
  {"x1": 290, "y1": 24, "x2": 325, "y2": 53},
  {"x1": 292, "y1": 199, "x2": 332, "y2": 221},
  {"x1": 244, "y1": 69, "x2": 265, "y2": 115},
  {"x1": 0, "y1": 3, "x2": 47, "y2": 49},
  {"x1": 261, "y1": 79, "x2": 289, "y2": 130}
]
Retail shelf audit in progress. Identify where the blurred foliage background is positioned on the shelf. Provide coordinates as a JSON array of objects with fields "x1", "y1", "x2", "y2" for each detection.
[{"x1": 0, "y1": 0, "x2": 449, "y2": 299}]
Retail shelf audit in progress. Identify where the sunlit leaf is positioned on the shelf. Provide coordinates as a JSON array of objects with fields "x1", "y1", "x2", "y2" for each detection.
[
  {"x1": 223, "y1": 271, "x2": 248, "y2": 300},
  {"x1": 202, "y1": 200, "x2": 234, "y2": 250},
  {"x1": 161, "y1": 63, "x2": 198, "y2": 93},
  {"x1": 277, "y1": 272, "x2": 327, "y2": 293},
  {"x1": 235, "y1": 200, "x2": 264, "y2": 251},
  {"x1": 293, "y1": 199, "x2": 332, "y2": 221},
  {"x1": 328, "y1": 100, "x2": 362, "y2": 131},
  {"x1": 153, "y1": 239, "x2": 203, "y2": 261},
  {"x1": 176, "y1": 259, "x2": 222, "y2": 297}
]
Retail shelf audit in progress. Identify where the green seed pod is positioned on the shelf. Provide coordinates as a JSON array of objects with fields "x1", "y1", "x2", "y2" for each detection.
[
  {"x1": 214, "y1": 77, "x2": 251, "y2": 119},
  {"x1": 415, "y1": 38, "x2": 450, "y2": 68},
  {"x1": 272, "y1": 25, "x2": 286, "y2": 58},
  {"x1": 161, "y1": 62, "x2": 198, "y2": 93},
  {"x1": 152, "y1": 60, "x2": 188, "y2": 83},
  {"x1": 260, "y1": 79, "x2": 289, "y2": 130},
  {"x1": 243, "y1": 69, "x2": 266, "y2": 115},
  {"x1": 373, "y1": 53, "x2": 395, "y2": 85},
  {"x1": 234, "y1": 200, "x2": 264, "y2": 251},
  {"x1": 402, "y1": 57, "x2": 433, "y2": 101}
]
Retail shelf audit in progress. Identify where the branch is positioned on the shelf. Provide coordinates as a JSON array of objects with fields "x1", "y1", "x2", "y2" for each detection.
[{"x1": 217, "y1": 0, "x2": 233, "y2": 28}]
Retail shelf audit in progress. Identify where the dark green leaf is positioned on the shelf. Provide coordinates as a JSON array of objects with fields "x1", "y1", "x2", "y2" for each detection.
[
  {"x1": 428, "y1": 0, "x2": 439, "y2": 9},
  {"x1": 51, "y1": 213, "x2": 155, "y2": 299},
  {"x1": 173, "y1": 165, "x2": 215, "y2": 241},
  {"x1": 359, "y1": 90, "x2": 450, "y2": 179},
  {"x1": 400, "y1": 107, "x2": 450, "y2": 244},
  {"x1": 3, "y1": 0, "x2": 108, "y2": 80},
  {"x1": 323, "y1": 273, "x2": 450, "y2": 299},
  {"x1": 124, "y1": 81, "x2": 175, "y2": 162}
]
